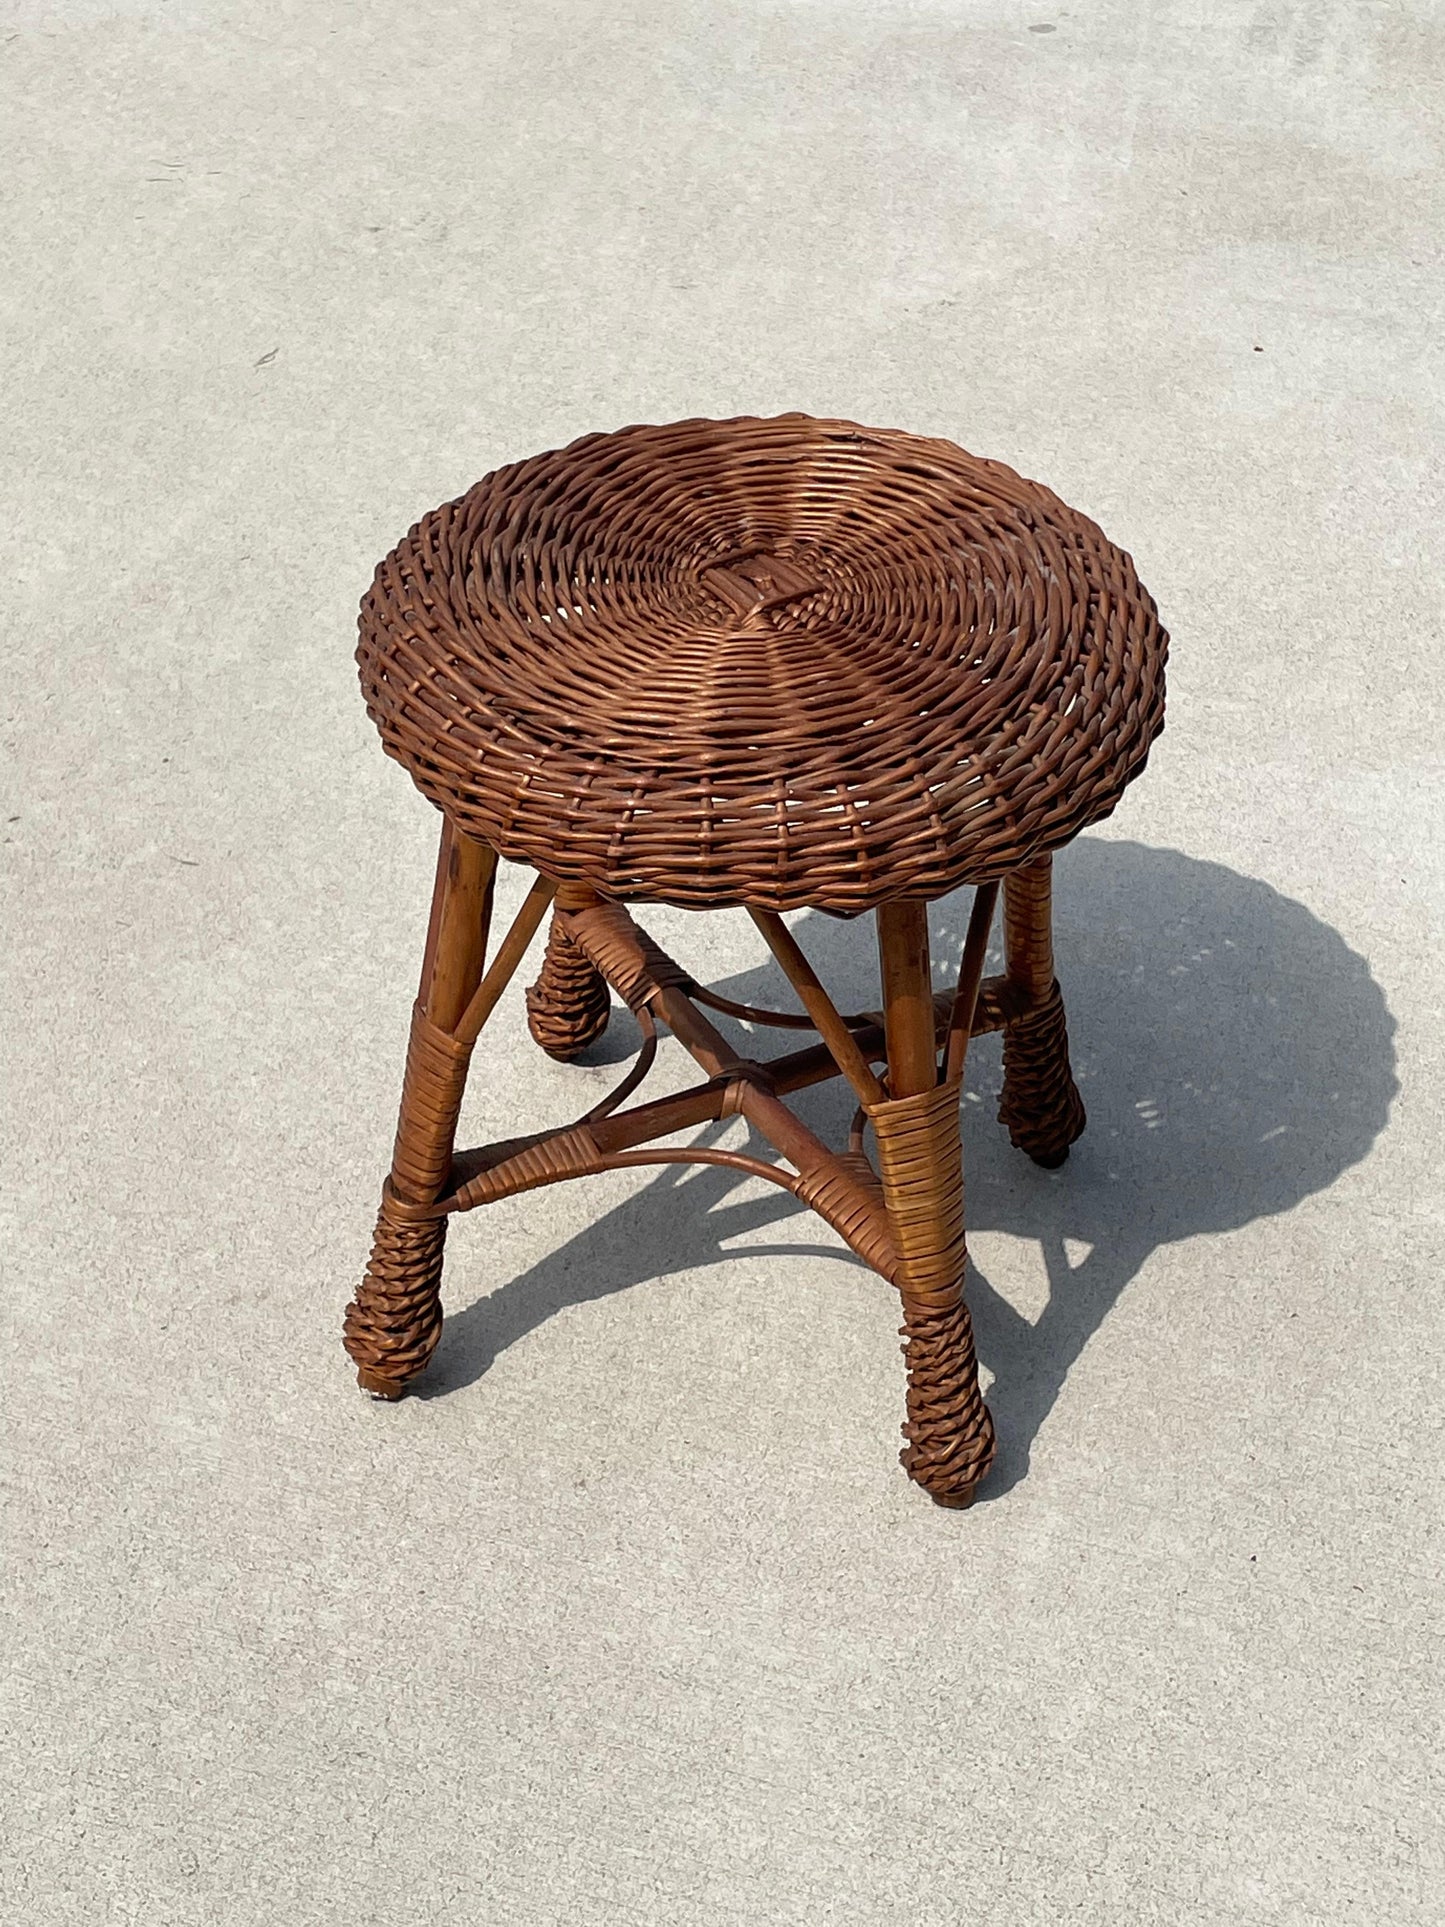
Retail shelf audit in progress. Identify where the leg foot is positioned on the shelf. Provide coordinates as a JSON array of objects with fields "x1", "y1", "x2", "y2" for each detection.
[
  {"x1": 999, "y1": 980, "x2": 1087, "y2": 1166},
  {"x1": 344, "y1": 1191, "x2": 448, "y2": 1398},
  {"x1": 526, "y1": 912, "x2": 611, "y2": 1060},
  {"x1": 898, "y1": 1289, "x2": 997, "y2": 1506}
]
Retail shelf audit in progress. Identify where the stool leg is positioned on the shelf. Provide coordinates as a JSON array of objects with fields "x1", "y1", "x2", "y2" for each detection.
[
  {"x1": 344, "y1": 820, "x2": 496, "y2": 1398},
  {"x1": 999, "y1": 855, "x2": 1086, "y2": 1169},
  {"x1": 873, "y1": 903, "x2": 996, "y2": 1507},
  {"x1": 526, "y1": 889, "x2": 611, "y2": 1060}
]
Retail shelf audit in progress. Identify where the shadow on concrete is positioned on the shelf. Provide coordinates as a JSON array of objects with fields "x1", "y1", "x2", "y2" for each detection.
[{"x1": 423, "y1": 839, "x2": 1397, "y2": 1497}]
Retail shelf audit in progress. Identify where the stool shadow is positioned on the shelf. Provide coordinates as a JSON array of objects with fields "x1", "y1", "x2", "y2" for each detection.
[{"x1": 424, "y1": 840, "x2": 1397, "y2": 1499}]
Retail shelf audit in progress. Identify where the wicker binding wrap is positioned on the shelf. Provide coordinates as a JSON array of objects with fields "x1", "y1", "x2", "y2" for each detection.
[{"x1": 344, "y1": 414, "x2": 1167, "y2": 1509}]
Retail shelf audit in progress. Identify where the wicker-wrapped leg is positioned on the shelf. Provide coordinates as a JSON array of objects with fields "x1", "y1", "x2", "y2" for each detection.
[
  {"x1": 1000, "y1": 855, "x2": 1086, "y2": 1168},
  {"x1": 873, "y1": 899, "x2": 995, "y2": 1507},
  {"x1": 871, "y1": 1079, "x2": 997, "y2": 1506},
  {"x1": 344, "y1": 822, "x2": 493, "y2": 1399},
  {"x1": 344, "y1": 1002, "x2": 475, "y2": 1397},
  {"x1": 526, "y1": 911, "x2": 611, "y2": 1060}
]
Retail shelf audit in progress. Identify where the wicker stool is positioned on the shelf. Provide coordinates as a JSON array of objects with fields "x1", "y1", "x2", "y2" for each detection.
[{"x1": 343, "y1": 415, "x2": 1167, "y2": 1507}]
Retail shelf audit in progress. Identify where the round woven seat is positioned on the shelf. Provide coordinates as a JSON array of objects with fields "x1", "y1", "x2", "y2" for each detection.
[
  {"x1": 358, "y1": 412, "x2": 1166, "y2": 913},
  {"x1": 344, "y1": 413, "x2": 1173, "y2": 1506}
]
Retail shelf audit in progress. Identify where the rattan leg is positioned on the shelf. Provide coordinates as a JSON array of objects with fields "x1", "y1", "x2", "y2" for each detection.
[
  {"x1": 874, "y1": 904, "x2": 996, "y2": 1506},
  {"x1": 999, "y1": 856, "x2": 1086, "y2": 1169},
  {"x1": 344, "y1": 821, "x2": 496, "y2": 1398},
  {"x1": 526, "y1": 891, "x2": 611, "y2": 1060}
]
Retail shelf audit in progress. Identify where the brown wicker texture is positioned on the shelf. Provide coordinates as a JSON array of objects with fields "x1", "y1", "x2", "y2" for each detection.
[
  {"x1": 346, "y1": 1196, "x2": 448, "y2": 1397},
  {"x1": 357, "y1": 414, "x2": 1165, "y2": 913},
  {"x1": 344, "y1": 415, "x2": 1167, "y2": 1509},
  {"x1": 869, "y1": 1078, "x2": 997, "y2": 1505},
  {"x1": 998, "y1": 857, "x2": 1087, "y2": 1167},
  {"x1": 526, "y1": 916, "x2": 611, "y2": 1061}
]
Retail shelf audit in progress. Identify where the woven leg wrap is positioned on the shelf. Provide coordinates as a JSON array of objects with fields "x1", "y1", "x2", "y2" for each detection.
[
  {"x1": 999, "y1": 979, "x2": 1087, "y2": 1168},
  {"x1": 870, "y1": 1079, "x2": 996, "y2": 1506},
  {"x1": 526, "y1": 914, "x2": 612, "y2": 1060},
  {"x1": 345, "y1": 1194, "x2": 447, "y2": 1398},
  {"x1": 344, "y1": 1003, "x2": 474, "y2": 1396}
]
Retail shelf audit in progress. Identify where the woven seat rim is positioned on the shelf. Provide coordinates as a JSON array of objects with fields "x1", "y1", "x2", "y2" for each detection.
[{"x1": 356, "y1": 413, "x2": 1167, "y2": 912}]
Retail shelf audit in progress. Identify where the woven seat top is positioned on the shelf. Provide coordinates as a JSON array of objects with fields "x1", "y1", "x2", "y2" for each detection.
[{"x1": 358, "y1": 414, "x2": 1166, "y2": 913}]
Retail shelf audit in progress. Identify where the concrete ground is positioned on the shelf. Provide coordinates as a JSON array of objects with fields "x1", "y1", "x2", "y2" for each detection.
[{"x1": 3, "y1": 2, "x2": 1442, "y2": 1921}]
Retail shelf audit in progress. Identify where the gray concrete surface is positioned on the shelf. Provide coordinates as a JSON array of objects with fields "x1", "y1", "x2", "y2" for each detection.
[{"x1": 3, "y1": 2, "x2": 1443, "y2": 1921}]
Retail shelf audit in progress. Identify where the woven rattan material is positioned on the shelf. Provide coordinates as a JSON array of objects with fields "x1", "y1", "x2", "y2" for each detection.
[
  {"x1": 995, "y1": 854, "x2": 1086, "y2": 1167},
  {"x1": 345, "y1": 418, "x2": 1166, "y2": 1506},
  {"x1": 345, "y1": 1198, "x2": 448, "y2": 1398},
  {"x1": 448, "y1": 1125, "x2": 610, "y2": 1209},
  {"x1": 999, "y1": 981, "x2": 1087, "y2": 1168},
  {"x1": 563, "y1": 900, "x2": 697, "y2": 1011},
  {"x1": 868, "y1": 1078, "x2": 996, "y2": 1503},
  {"x1": 791, "y1": 1158, "x2": 897, "y2": 1281},
  {"x1": 526, "y1": 918, "x2": 612, "y2": 1061},
  {"x1": 390, "y1": 1003, "x2": 474, "y2": 1200},
  {"x1": 357, "y1": 414, "x2": 1166, "y2": 913}
]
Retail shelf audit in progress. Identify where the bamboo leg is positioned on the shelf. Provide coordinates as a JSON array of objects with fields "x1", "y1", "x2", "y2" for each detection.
[
  {"x1": 872, "y1": 902, "x2": 996, "y2": 1506},
  {"x1": 344, "y1": 820, "x2": 497, "y2": 1398},
  {"x1": 999, "y1": 855, "x2": 1086, "y2": 1168}
]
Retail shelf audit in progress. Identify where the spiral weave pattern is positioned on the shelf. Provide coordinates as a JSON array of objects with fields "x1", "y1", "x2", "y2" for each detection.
[
  {"x1": 357, "y1": 414, "x2": 1166, "y2": 913},
  {"x1": 999, "y1": 980, "x2": 1088, "y2": 1168},
  {"x1": 344, "y1": 1195, "x2": 448, "y2": 1398},
  {"x1": 896, "y1": 1296, "x2": 995, "y2": 1507},
  {"x1": 526, "y1": 916, "x2": 612, "y2": 1060},
  {"x1": 868, "y1": 1078, "x2": 997, "y2": 1504}
]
